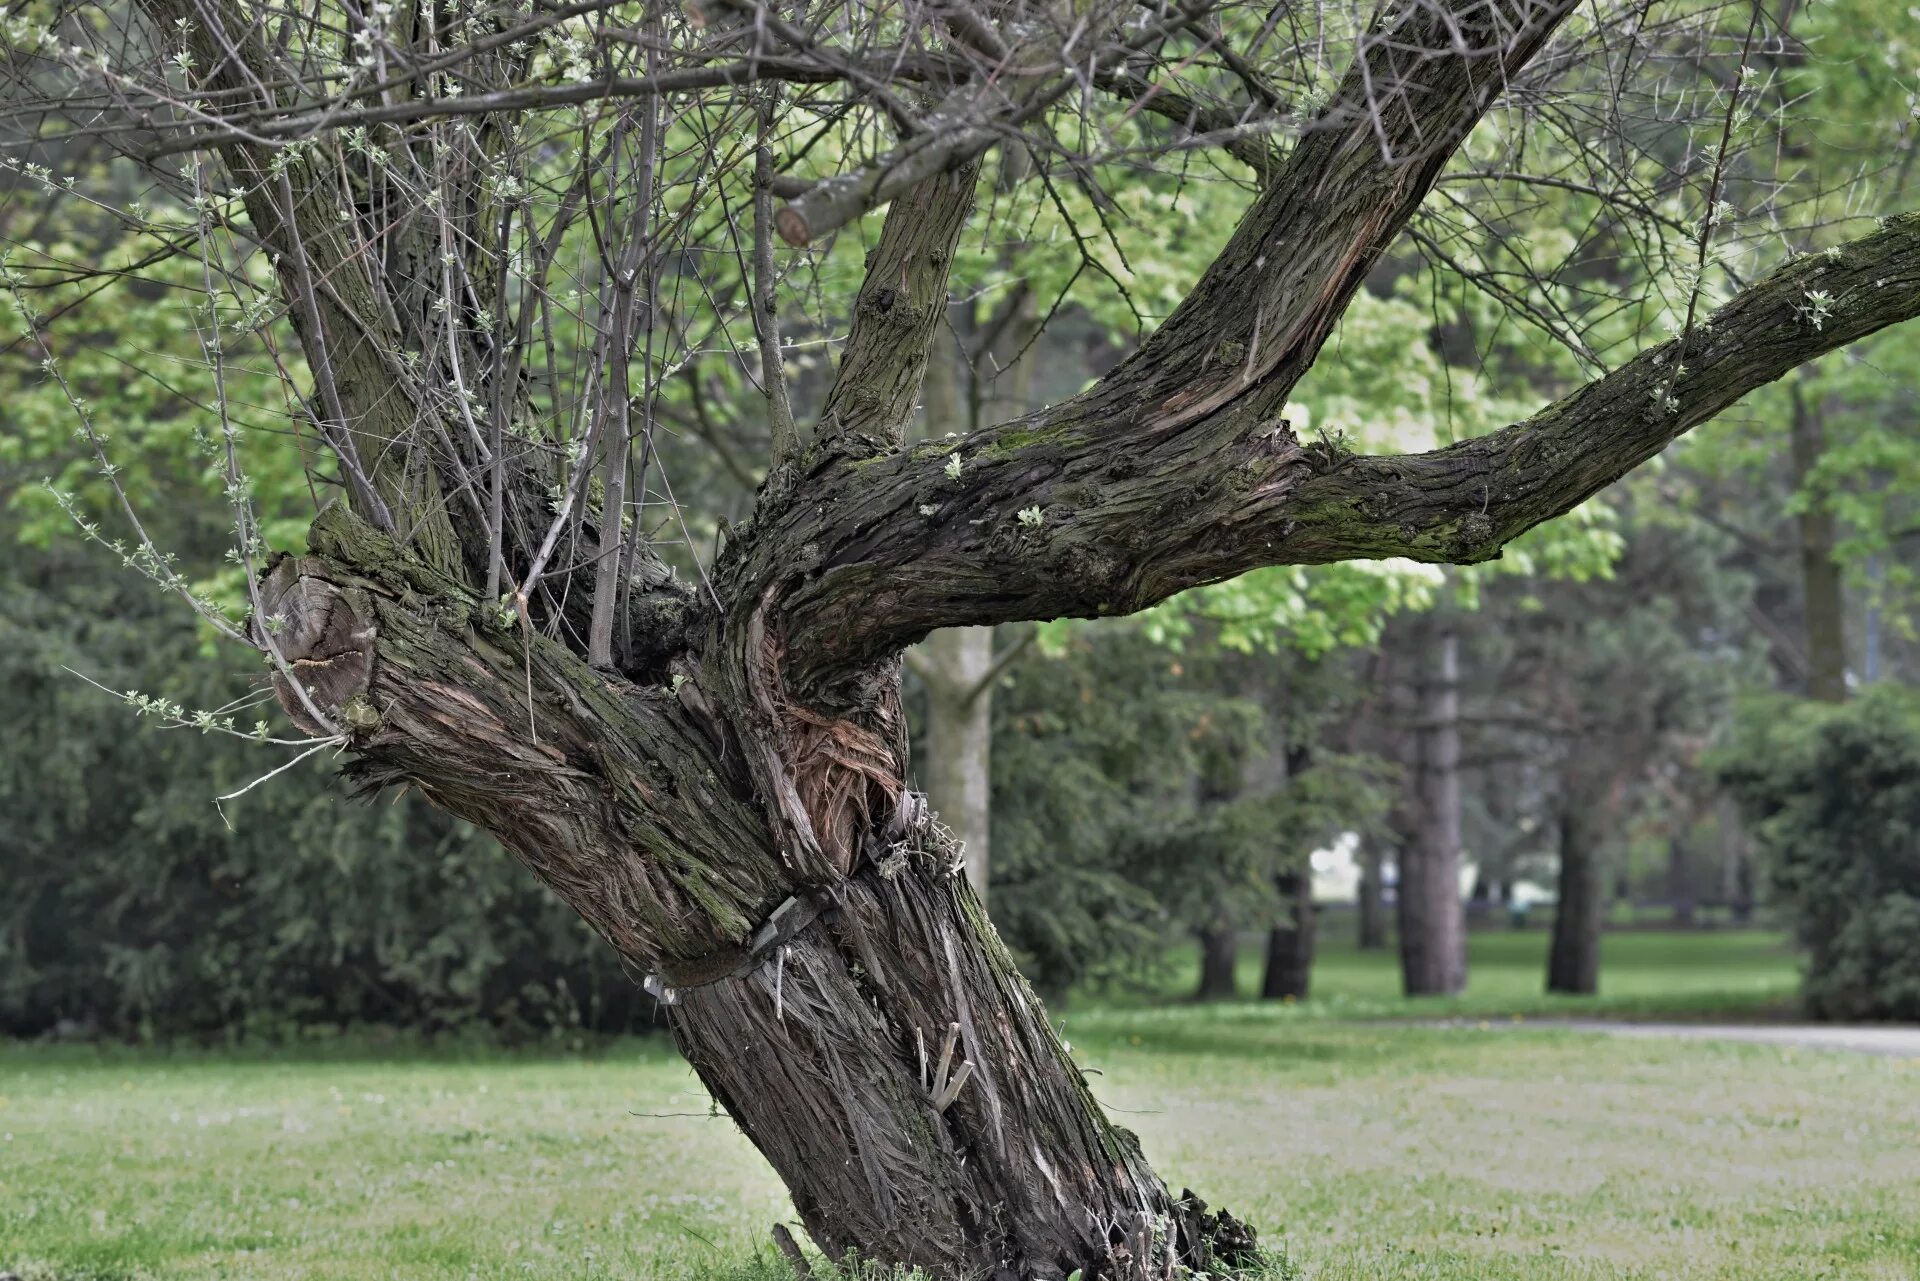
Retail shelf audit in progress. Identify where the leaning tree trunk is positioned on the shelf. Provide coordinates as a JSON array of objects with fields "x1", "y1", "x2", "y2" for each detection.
[
  {"x1": 257, "y1": 509, "x2": 1254, "y2": 1281},
  {"x1": 1547, "y1": 794, "x2": 1605, "y2": 996},
  {"x1": 177, "y1": 0, "x2": 1920, "y2": 1271},
  {"x1": 1399, "y1": 622, "x2": 1467, "y2": 996}
]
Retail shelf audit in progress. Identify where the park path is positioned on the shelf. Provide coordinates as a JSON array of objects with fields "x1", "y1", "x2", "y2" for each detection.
[{"x1": 1470, "y1": 1019, "x2": 1920, "y2": 1057}]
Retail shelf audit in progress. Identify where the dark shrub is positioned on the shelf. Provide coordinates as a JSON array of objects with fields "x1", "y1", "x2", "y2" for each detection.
[{"x1": 1718, "y1": 688, "x2": 1920, "y2": 1021}]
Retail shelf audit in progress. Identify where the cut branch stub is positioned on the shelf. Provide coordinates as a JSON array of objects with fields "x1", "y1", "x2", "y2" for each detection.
[{"x1": 253, "y1": 552, "x2": 375, "y2": 737}]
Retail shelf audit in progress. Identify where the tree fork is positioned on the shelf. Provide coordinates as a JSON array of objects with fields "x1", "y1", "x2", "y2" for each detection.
[{"x1": 253, "y1": 506, "x2": 1257, "y2": 1279}]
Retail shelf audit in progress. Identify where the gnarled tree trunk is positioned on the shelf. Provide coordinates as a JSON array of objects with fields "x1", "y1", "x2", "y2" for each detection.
[
  {"x1": 142, "y1": 0, "x2": 1920, "y2": 1271},
  {"x1": 258, "y1": 508, "x2": 1254, "y2": 1279}
]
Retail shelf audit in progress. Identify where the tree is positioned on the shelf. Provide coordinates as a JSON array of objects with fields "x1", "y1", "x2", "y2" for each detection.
[
  {"x1": 1400, "y1": 613, "x2": 1467, "y2": 995},
  {"x1": 8, "y1": 0, "x2": 1920, "y2": 1274},
  {"x1": 907, "y1": 304, "x2": 1039, "y2": 911},
  {"x1": 1462, "y1": 500, "x2": 1762, "y2": 993}
]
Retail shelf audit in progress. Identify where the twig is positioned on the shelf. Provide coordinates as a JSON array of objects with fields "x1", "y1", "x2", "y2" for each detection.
[{"x1": 771, "y1": 1223, "x2": 812, "y2": 1279}]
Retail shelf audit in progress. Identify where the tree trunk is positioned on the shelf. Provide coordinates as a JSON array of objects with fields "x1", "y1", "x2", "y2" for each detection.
[
  {"x1": 1356, "y1": 840, "x2": 1388, "y2": 950},
  {"x1": 909, "y1": 307, "x2": 1036, "y2": 911},
  {"x1": 255, "y1": 511, "x2": 1254, "y2": 1281},
  {"x1": 920, "y1": 627, "x2": 997, "y2": 907},
  {"x1": 1668, "y1": 837, "x2": 1695, "y2": 928},
  {"x1": 1196, "y1": 914, "x2": 1239, "y2": 1002},
  {"x1": 1547, "y1": 797, "x2": 1604, "y2": 995},
  {"x1": 1399, "y1": 623, "x2": 1467, "y2": 996},
  {"x1": 1789, "y1": 378, "x2": 1848, "y2": 702},
  {"x1": 1261, "y1": 869, "x2": 1315, "y2": 1000}
]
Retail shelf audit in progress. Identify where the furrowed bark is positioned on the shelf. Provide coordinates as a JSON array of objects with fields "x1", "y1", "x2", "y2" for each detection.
[
  {"x1": 753, "y1": 212, "x2": 1920, "y2": 695},
  {"x1": 190, "y1": 0, "x2": 1920, "y2": 1274},
  {"x1": 817, "y1": 161, "x2": 984, "y2": 447},
  {"x1": 254, "y1": 505, "x2": 1256, "y2": 1280}
]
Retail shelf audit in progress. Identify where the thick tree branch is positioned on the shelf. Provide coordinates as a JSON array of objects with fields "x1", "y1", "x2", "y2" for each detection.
[
  {"x1": 815, "y1": 160, "x2": 983, "y2": 448},
  {"x1": 747, "y1": 213, "x2": 1920, "y2": 694},
  {"x1": 732, "y1": 0, "x2": 1585, "y2": 697},
  {"x1": 1277, "y1": 214, "x2": 1920, "y2": 563}
]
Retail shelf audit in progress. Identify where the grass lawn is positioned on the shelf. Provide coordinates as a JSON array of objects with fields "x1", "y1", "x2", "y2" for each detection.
[
  {"x1": 8, "y1": 931, "x2": 1912, "y2": 1281},
  {"x1": 1132, "y1": 927, "x2": 1803, "y2": 1021}
]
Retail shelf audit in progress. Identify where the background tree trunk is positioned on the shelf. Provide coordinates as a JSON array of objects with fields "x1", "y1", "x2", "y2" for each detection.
[
  {"x1": 1356, "y1": 841, "x2": 1388, "y2": 950},
  {"x1": 921, "y1": 628, "x2": 997, "y2": 906},
  {"x1": 909, "y1": 299, "x2": 1040, "y2": 910},
  {"x1": 1196, "y1": 911, "x2": 1240, "y2": 1001},
  {"x1": 1547, "y1": 793, "x2": 1605, "y2": 995},
  {"x1": 1399, "y1": 622, "x2": 1467, "y2": 996},
  {"x1": 1789, "y1": 377, "x2": 1848, "y2": 702},
  {"x1": 1668, "y1": 837, "x2": 1696, "y2": 928},
  {"x1": 1262, "y1": 869, "x2": 1315, "y2": 1000}
]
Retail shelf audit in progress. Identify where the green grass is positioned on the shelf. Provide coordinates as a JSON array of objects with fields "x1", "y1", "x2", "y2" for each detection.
[
  {"x1": 1125, "y1": 927, "x2": 1802, "y2": 1022},
  {"x1": 9, "y1": 931, "x2": 1912, "y2": 1281}
]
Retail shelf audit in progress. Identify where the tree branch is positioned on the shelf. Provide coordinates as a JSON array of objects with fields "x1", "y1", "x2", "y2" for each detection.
[
  {"x1": 751, "y1": 212, "x2": 1920, "y2": 692},
  {"x1": 815, "y1": 160, "x2": 983, "y2": 448}
]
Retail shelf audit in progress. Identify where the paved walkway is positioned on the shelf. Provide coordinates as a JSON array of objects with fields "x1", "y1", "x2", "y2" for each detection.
[{"x1": 1459, "y1": 1019, "x2": 1920, "y2": 1057}]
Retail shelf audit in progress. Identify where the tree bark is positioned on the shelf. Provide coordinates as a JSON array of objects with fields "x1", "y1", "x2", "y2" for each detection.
[
  {"x1": 1789, "y1": 377, "x2": 1848, "y2": 702},
  {"x1": 1399, "y1": 623, "x2": 1467, "y2": 996},
  {"x1": 1547, "y1": 794, "x2": 1605, "y2": 995},
  {"x1": 158, "y1": 0, "x2": 1920, "y2": 1270},
  {"x1": 1261, "y1": 869, "x2": 1314, "y2": 1000},
  {"x1": 255, "y1": 508, "x2": 1255, "y2": 1280},
  {"x1": 1356, "y1": 840, "x2": 1388, "y2": 950}
]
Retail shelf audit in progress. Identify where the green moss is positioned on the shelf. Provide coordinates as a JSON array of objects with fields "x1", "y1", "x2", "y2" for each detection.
[{"x1": 975, "y1": 421, "x2": 1080, "y2": 460}]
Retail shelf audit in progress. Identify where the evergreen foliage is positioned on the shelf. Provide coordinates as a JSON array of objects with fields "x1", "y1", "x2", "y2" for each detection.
[{"x1": 1718, "y1": 688, "x2": 1920, "y2": 1021}]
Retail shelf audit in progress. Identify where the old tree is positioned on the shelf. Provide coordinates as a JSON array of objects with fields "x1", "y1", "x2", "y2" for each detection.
[{"x1": 6, "y1": 0, "x2": 1919, "y2": 1273}]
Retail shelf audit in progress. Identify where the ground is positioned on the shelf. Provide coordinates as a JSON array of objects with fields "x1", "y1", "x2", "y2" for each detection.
[{"x1": 6, "y1": 930, "x2": 1918, "y2": 1281}]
